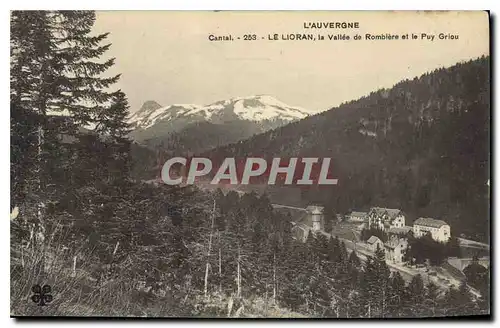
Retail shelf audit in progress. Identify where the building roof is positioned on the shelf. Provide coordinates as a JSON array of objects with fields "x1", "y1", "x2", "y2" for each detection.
[
  {"x1": 292, "y1": 223, "x2": 311, "y2": 242},
  {"x1": 367, "y1": 236, "x2": 382, "y2": 244},
  {"x1": 274, "y1": 206, "x2": 308, "y2": 224},
  {"x1": 414, "y1": 217, "x2": 448, "y2": 228},
  {"x1": 306, "y1": 205, "x2": 324, "y2": 215},
  {"x1": 295, "y1": 212, "x2": 312, "y2": 227},
  {"x1": 316, "y1": 230, "x2": 332, "y2": 239},
  {"x1": 348, "y1": 211, "x2": 368, "y2": 223},
  {"x1": 295, "y1": 207, "x2": 324, "y2": 229},
  {"x1": 370, "y1": 207, "x2": 402, "y2": 220},
  {"x1": 292, "y1": 223, "x2": 333, "y2": 242},
  {"x1": 387, "y1": 226, "x2": 412, "y2": 235}
]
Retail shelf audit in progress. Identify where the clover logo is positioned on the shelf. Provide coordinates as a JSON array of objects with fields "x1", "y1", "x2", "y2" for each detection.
[{"x1": 31, "y1": 284, "x2": 53, "y2": 306}]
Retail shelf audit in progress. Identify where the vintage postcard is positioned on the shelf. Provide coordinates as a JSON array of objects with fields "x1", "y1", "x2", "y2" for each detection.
[{"x1": 10, "y1": 11, "x2": 490, "y2": 318}]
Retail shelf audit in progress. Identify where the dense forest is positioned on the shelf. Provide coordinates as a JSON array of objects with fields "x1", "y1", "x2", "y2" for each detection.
[
  {"x1": 207, "y1": 57, "x2": 490, "y2": 242},
  {"x1": 10, "y1": 11, "x2": 489, "y2": 317}
]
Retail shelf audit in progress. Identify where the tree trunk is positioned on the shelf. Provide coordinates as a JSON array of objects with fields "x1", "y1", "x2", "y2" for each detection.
[
  {"x1": 35, "y1": 121, "x2": 46, "y2": 278},
  {"x1": 237, "y1": 245, "x2": 241, "y2": 298},
  {"x1": 72, "y1": 255, "x2": 77, "y2": 277},
  {"x1": 204, "y1": 199, "x2": 216, "y2": 297},
  {"x1": 218, "y1": 234, "x2": 222, "y2": 294},
  {"x1": 382, "y1": 288, "x2": 386, "y2": 317},
  {"x1": 113, "y1": 241, "x2": 120, "y2": 256},
  {"x1": 265, "y1": 283, "x2": 268, "y2": 313},
  {"x1": 273, "y1": 252, "x2": 277, "y2": 301}
]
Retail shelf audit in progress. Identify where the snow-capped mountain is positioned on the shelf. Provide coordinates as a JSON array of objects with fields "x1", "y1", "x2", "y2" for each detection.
[
  {"x1": 128, "y1": 96, "x2": 310, "y2": 152},
  {"x1": 128, "y1": 95, "x2": 309, "y2": 131}
]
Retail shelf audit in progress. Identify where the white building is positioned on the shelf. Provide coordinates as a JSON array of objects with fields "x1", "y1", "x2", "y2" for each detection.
[
  {"x1": 387, "y1": 226, "x2": 412, "y2": 237},
  {"x1": 366, "y1": 235, "x2": 384, "y2": 252},
  {"x1": 348, "y1": 211, "x2": 368, "y2": 223},
  {"x1": 384, "y1": 236, "x2": 408, "y2": 264},
  {"x1": 346, "y1": 211, "x2": 369, "y2": 231},
  {"x1": 368, "y1": 207, "x2": 405, "y2": 231},
  {"x1": 306, "y1": 205, "x2": 325, "y2": 231},
  {"x1": 290, "y1": 205, "x2": 326, "y2": 241},
  {"x1": 413, "y1": 217, "x2": 451, "y2": 243}
]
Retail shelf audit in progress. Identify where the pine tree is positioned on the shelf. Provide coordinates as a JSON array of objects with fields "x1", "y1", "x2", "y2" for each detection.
[
  {"x1": 327, "y1": 235, "x2": 340, "y2": 264},
  {"x1": 314, "y1": 233, "x2": 330, "y2": 273},
  {"x1": 11, "y1": 10, "x2": 127, "y2": 187},
  {"x1": 440, "y1": 280, "x2": 476, "y2": 317},
  {"x1": 75, "y1": 91, "x2": 132, "y2": 186},
  {"x1": 11, "y1": 11, "x2": 50, "y2": 204},
  {"x1": 359, "y1": 257, "x2": 376, "y2": 317},
  {"x1": 387, "y1": 271, "x2": 405, "y2": 317},
  {"x1": 423, "y1": 282, "x2": 441, "y2": 317},
  {"x1": 11, "y1": 11, "x2": 131, "y2": 281},
  {"x1": 373, "y1": 244, "x2": 390, "y2": 317},
  {"x1": 476, "y1": 265, "x2": 490, "y2": 315},
  {"x1": 405, "y1": 274, "x2": 426, "y2": 317},
  {"x1": 339, "y1": 241, "x2": 348, "y2": 265},
  {"x1": 347, "y1": 250, "x2": 361, "y2": 269},
  {"x1": 11, "y1": 10, "x2": 129, "y2": 196},
  {"x1": 463, "y1": 259, "x2": 488, "y2": 292},
  {"x1": 304, "y1": 231, "x2": 316, "y2": 268},
  {"x1": 456, "y1": 280, "x2": 475, "y2": 315},
  {"x1": 323, "y1": 205, "x2": 335, "y2": 233},
  {"x1": 358, "y1": 245, "x2": 391, "y2": 317},
  {"x1": 346, "y1": 250, "x2": 361, "y2": 288},
  {"x1": 11, "y1": 11, "x2": 67, "y2": 277},
  {"x1": 53, "y1": 11, "x2": 120, "y2": 126}
]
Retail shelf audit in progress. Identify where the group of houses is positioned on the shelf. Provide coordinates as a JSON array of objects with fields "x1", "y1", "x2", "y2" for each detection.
[
  {"x1": 348, "y1": 207, "x2": 451, "y2": 264},
  {"x1": 346, "y1": 207, "x2": 451, "y2": 242},
  {"x1": 290, "y1": 205, "x2": 328, "y2": 242},
  {"x1": 289, "y1": 205, "x2": 451, "y2": 265},
  {"x1": 366, "y1": 235, "x2": 408, "y2": 264}
]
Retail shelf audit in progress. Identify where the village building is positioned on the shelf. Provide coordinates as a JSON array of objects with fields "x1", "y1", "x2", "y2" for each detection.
[
  {"x1": 306, "y1": 205, "x2": 325, "y2": 232},
  {"x1": 366, "y1": 235, "x2": 384, "y2": 252},
  {"x1": 384, "y1": 236, "x2": 408, "y2": 264},
  {"x1": 291, "y1": 223, "x2": 312, "y2": 242},
  {"x1": 347, "y1": 211, "x2": 368, "y2": 223},
  {"x1": 368, "y1": 207, "x2": 405, "y2": 231},
  {"x1": 413, "y1": 217, "x2": 451, "y2": 243},
  {"x1": 346, "y1": 211, "x2": 369, "y2": 231},
  {"x1": 386, "y1": 226, "x2": 412, "y2": 237},
  {"x1": 353, "y1": 221, "x2": 368, "y2": 232},
  {"x1": 291, "y1": 205, "x2": 325, "y2": 241}
]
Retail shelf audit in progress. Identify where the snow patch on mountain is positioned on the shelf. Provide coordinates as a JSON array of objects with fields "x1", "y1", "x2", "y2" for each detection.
[
  {"x1": 233, "y1": 95, "x2": 307, "y2": 121},
  {"x1": 128, "y1": 95, "x2": 309, "y2": 130}
]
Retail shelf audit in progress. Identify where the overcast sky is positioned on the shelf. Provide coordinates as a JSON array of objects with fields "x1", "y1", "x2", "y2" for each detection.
[{"x1": 93, "y1": 11, "x2": 489, "y2": 113}]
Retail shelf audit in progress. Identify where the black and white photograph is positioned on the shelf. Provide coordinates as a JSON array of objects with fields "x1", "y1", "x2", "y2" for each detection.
[{"x1": 9, "y1": 10, "x2": 490, "y2": 318}]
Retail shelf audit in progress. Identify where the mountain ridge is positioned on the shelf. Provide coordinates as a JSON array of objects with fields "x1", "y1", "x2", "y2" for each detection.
[
  {"x1": 127, "y1": 95, "x2": 311, "y2": 153},
  {"x1": 128, "y1": 95, "x2": 309, "y2": 131},
  {"x1": 204, "y1": 56, "x2": 490, "y2": 241}
]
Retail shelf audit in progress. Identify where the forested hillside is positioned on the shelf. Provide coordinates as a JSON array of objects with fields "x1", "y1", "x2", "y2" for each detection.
[
  {"x1": 208, "y1": 57, "x2": 490, "y2": 242},
  {"x1": 143, "y1": 120, "x2": 263, "y2": 153},
  {"x1": 10, "y1": 11, "x2": 489, "y2": 318}
]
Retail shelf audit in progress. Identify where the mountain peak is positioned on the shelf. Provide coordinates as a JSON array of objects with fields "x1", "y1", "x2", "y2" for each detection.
[
  {"x1": 139, "y1": 100, "x2": 162, "y2": 113},
  {"x1": 128, "y1": 95, "x2": 309, "y2": 130}
]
